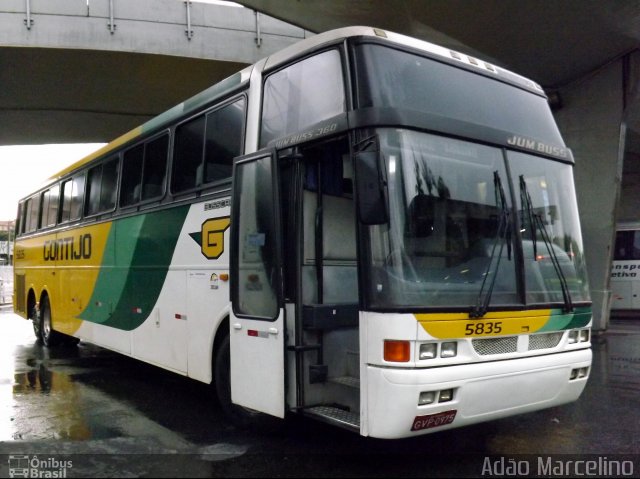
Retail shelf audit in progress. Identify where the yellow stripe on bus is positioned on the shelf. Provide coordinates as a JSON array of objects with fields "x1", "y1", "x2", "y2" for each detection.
[{"x1": 416, "y1": 309, "x2": 552, "y2": 339}]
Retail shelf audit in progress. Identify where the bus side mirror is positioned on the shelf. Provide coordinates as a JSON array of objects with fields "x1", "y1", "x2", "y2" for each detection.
[{"x1": 354, "y1": 150, "x2": 389, "y2": 225}]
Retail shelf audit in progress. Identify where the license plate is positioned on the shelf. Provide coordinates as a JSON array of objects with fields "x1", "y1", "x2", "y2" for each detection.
[{"x1": 411, "y1": 410, "x2": 457, "y2": 431}]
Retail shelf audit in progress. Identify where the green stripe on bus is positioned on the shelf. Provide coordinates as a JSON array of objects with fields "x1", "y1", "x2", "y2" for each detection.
[
  {"x1": 79, "y1": 206, "x2": 189, "y2": 330},
  {"x1": 537, "y1": 306, "x2": 592, "y2": 332}
]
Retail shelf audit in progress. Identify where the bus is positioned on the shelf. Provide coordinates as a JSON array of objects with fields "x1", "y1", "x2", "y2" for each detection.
[
  {"x1": 611, "y1": 222, "x2": 640, "y2": 314},
  {"x1": 13, "y1": 26, "x2": 592, "y2": 439}
]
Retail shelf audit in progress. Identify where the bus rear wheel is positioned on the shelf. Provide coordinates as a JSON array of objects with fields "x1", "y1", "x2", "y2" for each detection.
[
  {"x1": 39, "y1": 295, "x2": 63, "y2": 347},
  {"x1": 31, "y1": 303, "x2": 42, "y2": 343}
]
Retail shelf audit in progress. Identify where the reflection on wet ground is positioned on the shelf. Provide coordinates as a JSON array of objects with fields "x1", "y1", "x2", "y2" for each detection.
[{"x1": 0, "y1": 306, "x2": 639, "y2": 477}]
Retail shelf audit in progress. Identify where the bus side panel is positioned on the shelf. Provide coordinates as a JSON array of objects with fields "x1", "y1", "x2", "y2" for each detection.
[
  {"x1": 131, "y1": 270, "x2": 188, "y2": 373},
  {"x1": 179, "y1": 200, "x2": 232, "y2": 383},
  {"x1": 13, "y1": 234, "x2": 50, "y2": 318},
  {"x1": 128, "y1": 200, "x2": 232, "y2": 381},
  {"x1": 122, "y1": 207, "x2": 190, "y2": 371},
  {"x1": 55, "y1": 223, "x2": 111, "y2": 336},
  {"x1": 76, "y1": 208, "x2": 189, "y2": 358}
]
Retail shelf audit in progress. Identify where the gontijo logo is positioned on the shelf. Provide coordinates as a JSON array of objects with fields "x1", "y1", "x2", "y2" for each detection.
[
  {"x1": 189, "y1": 216, "x2": 231, "y2": 260},
  {"x1": 43, "y1": 234, "x2": 92, "y2": 261}
]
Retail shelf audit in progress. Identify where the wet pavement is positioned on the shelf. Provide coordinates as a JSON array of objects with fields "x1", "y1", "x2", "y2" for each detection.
[{"x1": 0, "y1": 303, "x2": 639, "y2": 477}]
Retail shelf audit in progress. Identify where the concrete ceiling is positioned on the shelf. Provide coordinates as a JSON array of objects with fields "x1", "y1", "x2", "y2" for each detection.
[
  {"x1": 239, "y1": 0, "x2": 640, "y2": 89},
  {"x1": 0, "y1": 47, "x2": 245, "y2": 145}
]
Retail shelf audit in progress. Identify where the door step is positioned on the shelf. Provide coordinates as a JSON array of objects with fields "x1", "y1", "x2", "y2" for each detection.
[
  {"x1": 329, "y1": 376, "x2": 360, "y2": 389},
  {"x1": 303, "y1": 406, "x2": 360, "y2": 432}
]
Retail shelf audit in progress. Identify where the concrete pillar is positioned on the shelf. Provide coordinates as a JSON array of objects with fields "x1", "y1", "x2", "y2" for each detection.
[{"x1": 553, "y1": 60, "x2": 625, "y2": 331}]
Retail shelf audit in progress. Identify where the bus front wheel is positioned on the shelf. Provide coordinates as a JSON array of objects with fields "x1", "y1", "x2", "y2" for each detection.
[{"x1": 214, "y1": 335, "x2": 282, "y2": 431}]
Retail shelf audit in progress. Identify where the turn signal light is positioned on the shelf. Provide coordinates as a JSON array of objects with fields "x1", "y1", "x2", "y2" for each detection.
[{"x1": 384, "y1": 340, "x2": 410, "y2": 362}]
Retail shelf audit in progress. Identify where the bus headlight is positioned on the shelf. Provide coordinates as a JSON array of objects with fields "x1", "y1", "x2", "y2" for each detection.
[
  {"x1": 439, "y1": 389, "x2": 454, "y2": 402},
  {"x1": 418, "y1": 391, "x2": 436, "y2": 405},
  {"x1": 419, "y1": 343, "x2": 437, "y2": 360},
  {"x1": 440, "y1": 342, "x2": 457, "y2": 358},
  {"x1": 568, "y1": 329, "x2": 590, "y2": 344}
]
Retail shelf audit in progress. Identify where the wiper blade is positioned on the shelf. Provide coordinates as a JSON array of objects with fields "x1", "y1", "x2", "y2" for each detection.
[
  {"x1": 519, "y1": 175, "x2": 574, "y2": 313},
  {"x1": 470, "y1": 171, "x2": 511, "y2": 318},
  {"x1": 519, "y1": 175, "x2": 537, "y2": 258}
]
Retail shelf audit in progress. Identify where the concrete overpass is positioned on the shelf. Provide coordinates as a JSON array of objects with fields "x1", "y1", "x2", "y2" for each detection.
[
  {"x1": 0, "y1": 0, "x2": 310, "y2": 144},
  {"x1": 2, "y1": 0, "x2": 639, "y2": 330}
]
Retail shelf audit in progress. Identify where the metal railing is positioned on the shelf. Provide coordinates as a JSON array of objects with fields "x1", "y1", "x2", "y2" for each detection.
[{"x1": 18, "y1": 0, "x2": 269, "y2": 48}]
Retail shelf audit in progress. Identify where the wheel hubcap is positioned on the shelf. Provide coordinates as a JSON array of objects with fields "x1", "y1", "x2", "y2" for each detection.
[{"x1": 43, "y1": 308, "x2": 51, "y2": 338}]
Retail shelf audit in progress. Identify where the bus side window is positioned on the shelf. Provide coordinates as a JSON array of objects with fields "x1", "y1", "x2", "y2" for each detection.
[
  {"x1": 142, "y1": 134, "x2": 169, "y2": 200},
  {"x1": 260, "y1": 50, "x2": 345, "y2": 147},
  {"x1": 172, "y1": 115, "x2": 205, "y2": 193},
  {"x1": 86, "y1": 157, "x2": 119, "y2": 216},
  {"x1": 24, "y1": 196, "x2": 40, "y2": 233},
  {"x1": 203, "y1": 98, "x2": 245, "y2": 184},
  {"x1": 15, "y1": 202, "x2": 23, "y2": 236},
  {"x1": 615, "y1": 230, "x2": 640, "y2": 261},
  {"x1": 121, "y1": 144, "x2": 144, "y2": 207},
  {"x1": 39, "y1": 190, "x2": 50, "y2": 230},
  {"x1": 61, "y1": 174, "x2": 86, "y2": 223},
  {"x1": 40, "y1": 185, "x2": 60, "y2": 229},
  {"x1": 120, "y1": 134, "x2": 168, "y2": 206}
]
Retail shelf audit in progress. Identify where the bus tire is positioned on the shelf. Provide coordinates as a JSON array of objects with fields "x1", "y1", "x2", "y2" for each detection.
[
  {"x1": 39, "y1": 295, "x2": 63, "y2": 347},
  {"x1": 214, "y1": 335, "x2": 283, "y2": 431},
  {"x1": 30, "y1": 303, "x2": 43, "y2": 343}
]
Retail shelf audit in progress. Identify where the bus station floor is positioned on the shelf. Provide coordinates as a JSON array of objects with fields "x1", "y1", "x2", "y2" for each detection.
[{"x1": 0, "y1": 304, "x2": 638, "y2": 477}]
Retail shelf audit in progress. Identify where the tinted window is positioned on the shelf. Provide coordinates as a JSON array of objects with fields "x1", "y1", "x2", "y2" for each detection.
[
  {"x1": 510, "y1": 151, "x2": 590, "y2": 303},
  {"x1": 172, "y1": 115, "x2": 205, "y2": 193},
  {"x1": 121, "y1": 144, "x2": 144, "y2": 206},
  {"x1": 61, "y1": 176, "x2": 85, "y2": 223},
  {"x1": 86, "y1": 157, "x2": 119, "y2": 216},
  {"x1": 204, "y1": 99, "x2": 245, "y2": 183},
  {"x1": 121, "y1": 135, "x2": 169, "y2": 206},
  {"x1": 614, "y1": 230, "x2": 640, "y2": 260},
  {"x1": 24, "y1": 196, "x2": 40, "y2": 233},
  {"x1": 142, "y1": 135, "x2": 169, "y2": 200},
  {"x1": 261, "y1": 50, "x2": 345, "y2": 147},
  {"x1": 16, "y1": 202, "x2": 24, "y2": 235},
  {"x1": 41, "y1": 185, "x2": 60, "y2": 228},
  {"x1": 40, "y1": 191, "x2": 50, "y2": 229},
  {"x1": 232, "y1": 155, "x2": 280, "y2": 319},
  {"x1": 354, "y1": 44, "x2": 564, "y2": 146}
]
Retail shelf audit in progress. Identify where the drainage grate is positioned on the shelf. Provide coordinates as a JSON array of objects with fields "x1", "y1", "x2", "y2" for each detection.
[
  {"x1": 528, "y1": 332, "x2": 563, "y2": 350},
  {"x1": 472, "y1": 336, "x2": 518, "y2": 355}
]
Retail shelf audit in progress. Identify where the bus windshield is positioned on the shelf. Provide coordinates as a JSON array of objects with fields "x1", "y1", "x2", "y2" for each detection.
[{"x1": 363, "y1": 129, "x2": 590, "y2": 310}]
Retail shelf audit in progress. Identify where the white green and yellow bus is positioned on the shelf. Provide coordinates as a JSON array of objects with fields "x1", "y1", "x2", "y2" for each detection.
[{"x1": 13, "y1": 27, "x2": 592, "y2": 439}]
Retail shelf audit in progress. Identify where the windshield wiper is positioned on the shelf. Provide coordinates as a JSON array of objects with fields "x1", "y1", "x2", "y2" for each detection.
[
  {"x1": 519, "y1": 175, "x2": 573, "y2": 313},
  {"x1": 470, "y1": 171, "x2": 511, "y2": 318}
]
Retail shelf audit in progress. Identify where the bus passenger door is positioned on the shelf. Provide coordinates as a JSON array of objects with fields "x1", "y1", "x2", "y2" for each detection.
[{"x1": 229, "y1": 150, "x2": 285, "y2": 418}]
